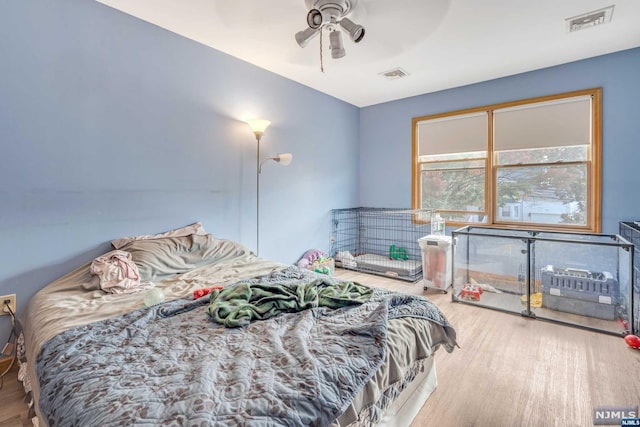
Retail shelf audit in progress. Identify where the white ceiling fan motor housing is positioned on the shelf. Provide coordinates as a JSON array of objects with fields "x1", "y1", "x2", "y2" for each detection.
[{"x1": 305, "y1": 0, "x2": 356, "y2": 30}]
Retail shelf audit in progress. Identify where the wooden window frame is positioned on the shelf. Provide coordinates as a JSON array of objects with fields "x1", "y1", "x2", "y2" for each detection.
[{"x1": 412, "y1": 88, "x2": 602, "y2": 232}]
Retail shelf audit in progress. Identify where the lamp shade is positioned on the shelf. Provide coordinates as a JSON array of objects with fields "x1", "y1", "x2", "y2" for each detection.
[
  {"x1": 247, "y1": 119, "x2": 271, "y2": 135},
  {"x1": 329, "y1": 30, "x2": 345, "y2": 59},
  {"x1": 306, "y1": 9, "x2": 324, "y2": 29},
  {"x1": 295, "y1": 27, "x2": 320, "y2": 48},
  {"x1": 340, "y1": 18, "x2": 365, "y2": 43},
  {"x1": 276, "y1": 153, "x2": 293, "y2": 166}
]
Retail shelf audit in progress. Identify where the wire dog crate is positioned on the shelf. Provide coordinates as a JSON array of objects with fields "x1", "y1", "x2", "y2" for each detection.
[{"x1": 330, "y1": 208, "x2": 433, "y2": 281}]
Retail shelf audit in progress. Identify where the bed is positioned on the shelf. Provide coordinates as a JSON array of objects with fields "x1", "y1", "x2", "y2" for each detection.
[{"x1": 20, "y1": 231, "x2": 457, "y2": 426}]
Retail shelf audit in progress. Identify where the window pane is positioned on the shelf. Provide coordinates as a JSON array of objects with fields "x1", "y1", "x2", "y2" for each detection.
[
  {"x1": 422, "y1": 159, "x2": 485, "y2": 171},
  {"x1": 420, "y1": 150, "x2": 486, "y2": 163},
  {"x1": 496, "y1": 164, "x2": 587, "y2": 225},
  {"x1": 421, "y1": 163, "x2": 485, "y2": 212},
  {"x1": 496, "y1": 146, "x2": 588, "y2": 165},
  {"x1": 442, "y1": 212, "x2": 488, "y2": 224}
]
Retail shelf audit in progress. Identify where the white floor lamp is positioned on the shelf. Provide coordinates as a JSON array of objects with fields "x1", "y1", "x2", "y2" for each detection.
[{"x1": 246, "y1": 119, "x2": 293, "y2": 256}]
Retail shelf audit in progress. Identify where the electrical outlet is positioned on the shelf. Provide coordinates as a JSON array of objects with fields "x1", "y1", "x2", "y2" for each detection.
[{"x1": 1, "y1": 294, "x2": 16, "y2": 316}]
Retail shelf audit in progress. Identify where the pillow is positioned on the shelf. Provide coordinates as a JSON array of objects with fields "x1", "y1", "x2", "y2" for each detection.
[
  {"x1": 120, "y1": 234, "x2": 248, "y2": 282},
  {"x1": 111, "y1": 222, "x2": 208, "y2": 249}
]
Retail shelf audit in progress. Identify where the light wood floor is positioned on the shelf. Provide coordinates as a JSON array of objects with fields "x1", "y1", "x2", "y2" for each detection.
[
  {"x1": 0, "y1": 362, "x2": 30, "y2": 427},
  {"x1": 336, "y1": 269, "x2": 640, "y2": 427},
  {"x1": 2, "y1": 269, "x2": 639, "y2": 427}
]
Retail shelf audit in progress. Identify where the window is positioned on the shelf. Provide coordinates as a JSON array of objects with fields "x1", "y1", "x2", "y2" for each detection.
[{"x1": 412, "y1": 88, "x2": 602, "y2": 232}]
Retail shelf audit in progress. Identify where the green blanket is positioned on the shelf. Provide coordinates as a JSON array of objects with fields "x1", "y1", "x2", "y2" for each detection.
[{"x1": 207, "y1": 278, "x2": 373, "y2": 327}]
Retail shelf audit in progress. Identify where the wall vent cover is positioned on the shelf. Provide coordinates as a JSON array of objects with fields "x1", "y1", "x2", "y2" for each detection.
[
  {"x1": 566, "y1": 5, "x2": 614, "y2": 32},
  {"x1": 380, "y1": 67, "x2": 409, "y2": 80}
]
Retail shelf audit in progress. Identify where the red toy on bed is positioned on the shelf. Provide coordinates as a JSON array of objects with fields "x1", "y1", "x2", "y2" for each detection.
[{"x1": 193, "y1": 285, "x2": 224, "y2": 299}]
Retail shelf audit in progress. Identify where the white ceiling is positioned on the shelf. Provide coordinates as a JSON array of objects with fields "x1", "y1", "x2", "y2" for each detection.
[{"x1": 96, "y1": 0, "x2": 640, "y2": 107}]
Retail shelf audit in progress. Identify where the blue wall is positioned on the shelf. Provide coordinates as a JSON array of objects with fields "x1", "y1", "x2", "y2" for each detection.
[
  {"x1": 1, "y1": 0, "x2": 638, "y2": 346},
  {"x1": 360, "y1": 48, "x2": 640, "y2": 234},
  {"x1": 0, "y1": 1, "x2": 359, "y2": 342}
]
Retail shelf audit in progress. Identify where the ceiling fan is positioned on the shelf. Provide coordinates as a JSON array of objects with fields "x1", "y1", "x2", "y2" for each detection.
[{"x1": 295, "y1": 0, "x2": 366, "y2": 60}]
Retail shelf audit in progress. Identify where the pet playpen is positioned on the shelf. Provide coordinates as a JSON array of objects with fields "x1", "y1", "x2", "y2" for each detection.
[
  {"x1": 330, "y1": 208, "x2": 434, "y2": 281},
  {"x1": 619, "y1": 221, "x2": 640, "y2": 335},
  {"x1": 451, "y1": 226, "x2": 635, "y2": 336}
]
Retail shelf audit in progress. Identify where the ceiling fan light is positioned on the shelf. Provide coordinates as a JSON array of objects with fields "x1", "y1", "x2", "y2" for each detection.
[
  {"x1": 306, "y1": 8, "x2": 324, "y2": 29},
  {"x1": 295, "y1": 27, "x2": 320, "y2": 48},
  {"x1": 339, "y1": 17, "x2": 365, "y2": 43},
  {"x1": 329, "y1": 30, "x2": 346, "y2": 59}
]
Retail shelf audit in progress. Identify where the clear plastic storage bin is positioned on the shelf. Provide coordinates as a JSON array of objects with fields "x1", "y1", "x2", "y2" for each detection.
[{"x1": 419, "y1": 235, "x2": 452, "y2": 291}]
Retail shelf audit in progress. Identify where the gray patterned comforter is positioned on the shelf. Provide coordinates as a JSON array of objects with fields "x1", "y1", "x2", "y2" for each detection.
[{"x1": 36, "y1": 267, "x2": 456, "y2": 427}]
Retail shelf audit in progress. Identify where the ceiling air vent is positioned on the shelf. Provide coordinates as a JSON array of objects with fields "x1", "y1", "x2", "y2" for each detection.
[
  {"x1": 380, "y1": 67, "x2": 409, "y2": 80},
  {"x1": 566, "y1": 5, "x2": 614, "y2": 32}
]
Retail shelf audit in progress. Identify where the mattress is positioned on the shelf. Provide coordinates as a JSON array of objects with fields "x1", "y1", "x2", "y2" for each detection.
[
  {"x1": 377, "y1": 357, "x2": 437, "y2": 427},
  {"x1": 354, "y1": 253, "x2": 422, "y2": 278},
  {"x1": 21, "y1": 234, "x2": 455, "y2": 426}
]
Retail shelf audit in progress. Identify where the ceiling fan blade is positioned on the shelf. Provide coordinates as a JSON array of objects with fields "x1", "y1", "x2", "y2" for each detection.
[
  {"x1": 356, "y1": 0, "x2": 451, "y2": 53},
  {"x1": 214, "y1": 0, "x2": 304, "y2": 31}
]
